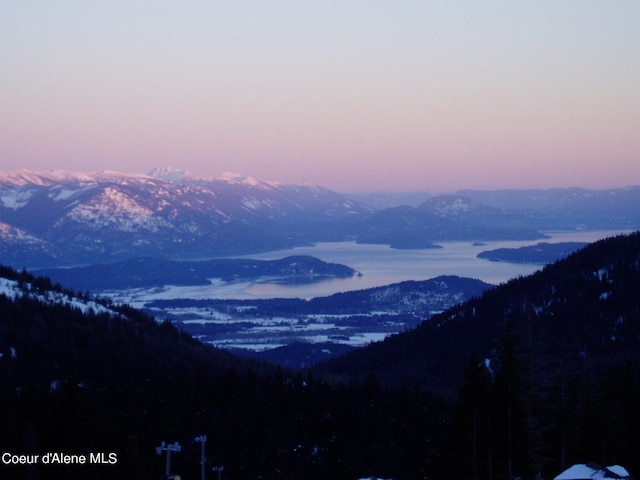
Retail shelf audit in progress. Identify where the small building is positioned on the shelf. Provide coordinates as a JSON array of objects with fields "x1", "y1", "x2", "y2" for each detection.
[{"x1": 554, "y1": 463, "x2": 631, "y2": 480}]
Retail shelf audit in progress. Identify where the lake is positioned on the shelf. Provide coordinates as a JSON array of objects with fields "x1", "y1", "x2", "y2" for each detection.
[{"x1": 115, "y1": 229, "x2": 632, "y2": 305}]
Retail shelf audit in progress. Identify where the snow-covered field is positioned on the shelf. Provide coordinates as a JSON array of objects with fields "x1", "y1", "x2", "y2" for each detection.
[{"x1": 145, "y1": 299, "x2": 405, "y2": 352}]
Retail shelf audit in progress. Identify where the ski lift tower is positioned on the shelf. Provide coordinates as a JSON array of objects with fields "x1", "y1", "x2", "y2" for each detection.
[
  {"x1": 212, "y1": 465, "x2": 224, "y2": 480},
  {"x1": 155, "y1": 441, "x2": 181, "y2": 477},
  {"x1": 195, "y1": 435, "x2": 207, "y2": 480}
]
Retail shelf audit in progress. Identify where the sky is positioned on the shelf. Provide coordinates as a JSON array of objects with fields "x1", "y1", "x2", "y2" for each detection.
[{"x1": 1, "y1": 1, "x2": 639, "y2": 192}]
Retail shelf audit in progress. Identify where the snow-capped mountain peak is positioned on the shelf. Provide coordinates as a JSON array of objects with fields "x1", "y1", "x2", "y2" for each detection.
[
  {"x1": 218, "y1": 171, "x2": 271, "y2": 187},
  {"x1": 147, "y1": 166, "x2": 189, "y2": 181},
  {"x1": 0, "y1": 169, "x2": 82, "y2": 187}
]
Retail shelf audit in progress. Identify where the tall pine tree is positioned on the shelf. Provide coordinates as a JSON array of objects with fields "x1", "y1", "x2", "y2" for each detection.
[{"x1": 493, "y1": 320, "x2": 532, "y2": 480}]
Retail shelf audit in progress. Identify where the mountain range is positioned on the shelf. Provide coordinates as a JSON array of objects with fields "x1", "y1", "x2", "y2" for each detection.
[
  {"x1": 0, "y1": 168, "x2": 367, "y2": 268},
  {"x1": 456, "y1": 187, "x2": 640, "y2": 229},
  {"x1": 2, "y1": 168, "x2": 639, "y2": 268}
]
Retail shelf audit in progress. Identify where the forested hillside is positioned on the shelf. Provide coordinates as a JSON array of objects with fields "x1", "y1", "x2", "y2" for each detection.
[
  {"x1": 1, "y1": 232, "x2": 640, "y2": 479},
  {"x1": 320, "y1": 231, "x2": 640, "y2": 477},
  {"x1": 0, "y1": 266, "x2": 444, "y2": 480}
]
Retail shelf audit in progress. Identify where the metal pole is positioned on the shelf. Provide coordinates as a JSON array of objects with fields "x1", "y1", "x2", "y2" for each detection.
[
  {"x1": 195, "y1": 435, "x2": 207, "y2": 480},
  {"x1": 156, "y1": 441, "x2": 181, "y2": 478},
  {"x1": 212, "y1": 465, "x2": 224, "y2": 480},
  {"x1": 201, "y1": 438, "x2": 205, "y2": 480}
]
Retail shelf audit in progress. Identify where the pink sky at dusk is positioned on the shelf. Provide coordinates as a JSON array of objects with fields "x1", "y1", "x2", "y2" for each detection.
[{"x1": 2, "y1": 1, "x2": 639, "y2": 193}]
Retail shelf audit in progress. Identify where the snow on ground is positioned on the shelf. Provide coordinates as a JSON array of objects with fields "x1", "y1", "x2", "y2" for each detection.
[
  {"x1": 0, "y1": 277, "x2": 119, "y2": 318},
  {"x1": 97, "y1": 276, "x2": 404, "y2": 351},
  {"x1": 107, "y1": 279, "x2": 417, "y2": 353},
  {"x1": 555, "y1": 464, "x2": 630, "y2": 480},
  {"x1": 0, "y1": 188, "x2": 34, "y2": 209},
  {"x1": 101, "y1": 279, "x2": 257, "y2": 308}
]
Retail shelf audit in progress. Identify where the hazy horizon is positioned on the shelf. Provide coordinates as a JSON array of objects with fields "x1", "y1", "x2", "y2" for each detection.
[
  {"x1": 3, "y1": 165, "x2": 640, "y2": 196},
  {"x1": 2, "y1": 2, "x2": 639, "y2": 193}
]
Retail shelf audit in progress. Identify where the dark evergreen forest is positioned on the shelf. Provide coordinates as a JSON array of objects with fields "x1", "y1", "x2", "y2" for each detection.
[
  {"x1": 0, "y1": 268, "x2": 444, "y2": 480},
  {"x1": 322, "y1": 232, "x2": 640, "y2": 478},
  {"x1": 1, "y1": 231, "x2": 640, "y2": 479}
]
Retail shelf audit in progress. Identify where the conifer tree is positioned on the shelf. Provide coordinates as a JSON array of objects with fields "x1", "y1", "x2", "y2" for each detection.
[
  {"x1": 493, "y1": 320, "x2": 532, "y2": 480},
  {"x1": 451, "y1": 351, "x2": 494, "y2": 480}
]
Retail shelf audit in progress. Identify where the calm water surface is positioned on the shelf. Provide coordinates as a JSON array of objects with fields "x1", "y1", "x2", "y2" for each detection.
[
  {"x1": 119, "y1": 230, "x2": 631, "y2": 303},
  {"x1": 235, "y1": 230, "x2": 631, "y2": 299}
]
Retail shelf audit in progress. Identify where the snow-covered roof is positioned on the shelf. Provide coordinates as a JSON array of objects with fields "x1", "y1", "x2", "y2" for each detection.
[
  {"x1": 608, "y1": 466, "x2": 631, "y2": 478},
  {"x1": 554, "y1": 464, "x2": 630, "y2": 480}
]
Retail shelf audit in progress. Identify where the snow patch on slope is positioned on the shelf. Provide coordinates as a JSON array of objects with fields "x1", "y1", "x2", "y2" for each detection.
[
  {"x1": 0, "y1": 222, "x2": 44, "y2": 244},
  {"x1": 66, "y1": 187, "x2": 170, "y2": 231},
  {"x1": 47, "y1": 184, "x2": 97, "y2": 202},
  {"x1": 0, "y1": 188, "x2": 34, "y2": 209},
  {"x1": 0, "y1": 277, "x2": 119, "y2": 317},
  {"x1": 219, "y1": 171, "x2": 280, "y2": 189}
]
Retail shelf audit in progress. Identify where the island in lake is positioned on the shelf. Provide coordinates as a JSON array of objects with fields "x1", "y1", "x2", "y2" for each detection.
[
  {"x1": 35, "y1": 255, "x2": 356, "y2": 291},
  {"x1": 477, "y1": 242, "x2": 587, "y2": 264}
]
